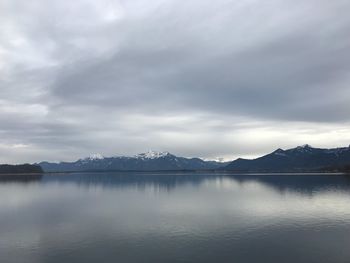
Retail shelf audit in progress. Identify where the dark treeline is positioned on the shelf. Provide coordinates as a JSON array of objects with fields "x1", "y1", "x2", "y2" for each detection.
[{"x1": 0, "y1": 164, "x2": 43, "y2": 174}]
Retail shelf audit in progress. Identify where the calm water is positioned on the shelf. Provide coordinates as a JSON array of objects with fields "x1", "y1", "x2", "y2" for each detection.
[{"x1": 1, "y1": 172, "x2": 350, "y2": 263}]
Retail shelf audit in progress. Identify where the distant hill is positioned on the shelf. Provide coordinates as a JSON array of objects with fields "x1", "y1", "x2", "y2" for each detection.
[
  {"x1": 0, "y1": 164, "x2": 43, "y2": 174},
  {"x1": 225, "y1": 144, "x2": 350, "y2": 172},
  {"x1": 39, "y1": 151, "x2": 228, "y2": 172}
]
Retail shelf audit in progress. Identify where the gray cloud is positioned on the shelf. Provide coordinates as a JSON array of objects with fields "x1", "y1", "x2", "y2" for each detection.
[{"x1": 0, "y1": 0, "x2": 350, "y2": 163}]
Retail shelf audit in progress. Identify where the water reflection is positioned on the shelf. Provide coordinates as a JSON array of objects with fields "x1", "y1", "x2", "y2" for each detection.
[
  {"x1": 0, "y1": 173, "x2": 43, "y2": 183},
  {"x1": 0, "y1": 172, "x2": 350, "y2": 263},
  {"x1": 3, "y1": 172, "x2": 348, "y2": 195}
]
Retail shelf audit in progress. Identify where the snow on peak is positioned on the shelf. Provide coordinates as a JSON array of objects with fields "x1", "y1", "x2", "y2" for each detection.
[
  {"x1": 135, "y1": 150, "x2": 171, "y2": 159},
  {"x1": 294, "y1": 144, "x2": 313, "y2": 151},
  {"x1": 273, "y1": 148, "x2": 287, "y2": 156},
  {"x1": 87, "y1": 153, "x2": 104, "y2": 160}
]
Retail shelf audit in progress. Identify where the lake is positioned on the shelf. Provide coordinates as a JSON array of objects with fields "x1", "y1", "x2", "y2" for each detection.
[{"x1": 1, "y1": 172, "x2": 350, "y2": 263}]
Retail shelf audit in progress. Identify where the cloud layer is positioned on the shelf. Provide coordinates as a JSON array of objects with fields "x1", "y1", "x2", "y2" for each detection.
[{"x1": 1, "y1": 0, "x2": 350, "y2": 163}]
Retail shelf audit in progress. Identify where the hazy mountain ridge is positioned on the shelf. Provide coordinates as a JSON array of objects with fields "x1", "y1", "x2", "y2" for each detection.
[
  {"x1": 225, "y1": 144, "x2": 350, "y2": 172},
  {"x1": 39, "y1": 151, "x2": 228, "y2": 172}
]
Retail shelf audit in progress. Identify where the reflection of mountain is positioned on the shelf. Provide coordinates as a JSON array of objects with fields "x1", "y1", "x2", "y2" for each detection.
[
  {"x1": 225, "y1": 144, "x2": 350, "y2": 172},
  {"x1": 228, "y1": 174, "x2": 350, "y2": 195},
  {"x1": 2, "y1": 171, "x2": 350, "y2": 195},
  {"x1": 41, "y1": 172, "x2": 213, "y2": 191},
  {"x1": 0, "y1": 173, "x2": 43, "y2": 183},
  {"x1": 39, "y1": 151, "x2": 228, "y2": 172},
  {"x1": 40, "y1": 172, "x2": 350, "y2": 195}
]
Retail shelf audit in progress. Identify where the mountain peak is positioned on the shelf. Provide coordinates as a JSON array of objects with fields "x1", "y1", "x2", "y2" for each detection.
[
  {"x1": 86, "y1": 153, "x2": 104, "y2": 160},
  {"x1": 135, "y1": 150, "x2": 171, "y2": 159},
  {"x1": 299, "y1": 144, "x2": 312, "y2": 149},
  {"x1": 272, "y1": 148, "x2": 286, "y2": 156},
  {"x1": 292, "y1": 144, "x2": 314, "y2": 153}
]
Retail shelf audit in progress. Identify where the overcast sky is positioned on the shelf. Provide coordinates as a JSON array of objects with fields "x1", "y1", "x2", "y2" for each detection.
[{"x1": 1, "y1": 0, "x2": 350, "y2": 163}]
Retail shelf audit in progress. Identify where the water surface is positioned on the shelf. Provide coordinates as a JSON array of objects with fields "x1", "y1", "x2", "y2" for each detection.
[{"x1": 1, "y1": 172, "x2": 350, "y2": 263}]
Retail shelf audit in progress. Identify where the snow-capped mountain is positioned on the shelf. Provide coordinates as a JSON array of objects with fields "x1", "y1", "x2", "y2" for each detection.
[
  {"x1": 134, "y1": 151, "x2": 171, "y2": 159},
  {"x1": 86, "y1": 153, "x2": 104, "y2": 160},
  {"x1": 39, "y1": 151, "x2": 227, "y2": 172},
  {"x1": 225, "y1": 144, "x2": 350, "y2": 172}
]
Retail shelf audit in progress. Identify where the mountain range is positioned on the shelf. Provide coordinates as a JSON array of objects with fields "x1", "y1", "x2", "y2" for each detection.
[
  {"x1": 31, "y1": 145, "x2": 350, "y2": 173},
  {"x1": 225, "y1": 144, "x2": 350, "y2": 172},
  {"x1": 39, "y1": 151, "x2": 229, "y2": 172}
]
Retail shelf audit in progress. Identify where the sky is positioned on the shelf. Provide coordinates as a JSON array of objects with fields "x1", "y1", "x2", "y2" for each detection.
[{"x1": 1, "y1": 0, "x2": 350, "y2": 164}]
